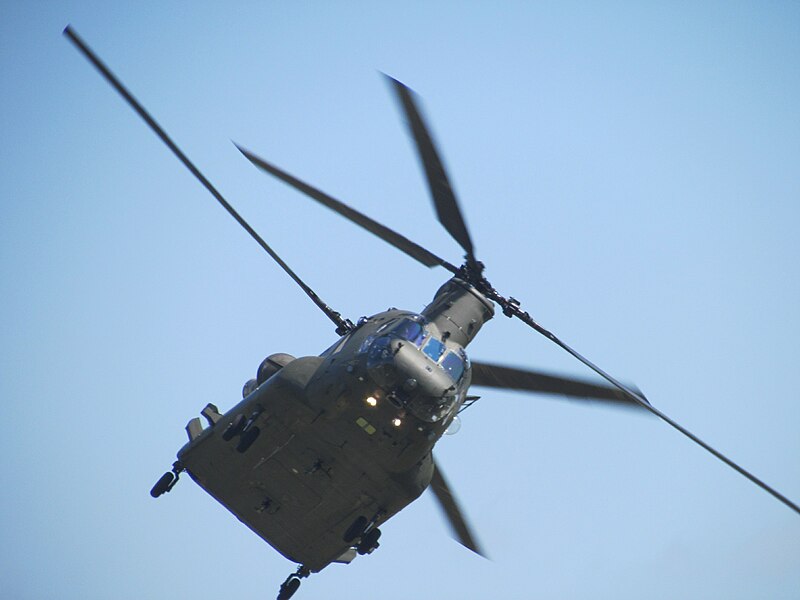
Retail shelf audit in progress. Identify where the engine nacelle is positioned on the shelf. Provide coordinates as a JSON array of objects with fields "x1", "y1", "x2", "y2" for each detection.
[
  {"x1": 241, "y1": 378, "x2": 258, "y2": 398},
  {"x1": 256, "y1": 353, "x2": 296, "y2": 386}
]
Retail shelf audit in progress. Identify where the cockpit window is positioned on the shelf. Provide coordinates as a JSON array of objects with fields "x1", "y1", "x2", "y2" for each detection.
[
  {"x1": 422, "y1": 337, "x2": 445, "y2": 362},
  {"x1": 377, "y1": 317, "x2": 427, "y2": 347},
  {"x1": 390, "y1": 319, "x2": 426, "y2": 346},
  {"x1": 441, "y1": 350, "x2": 466, "y2": 382}
]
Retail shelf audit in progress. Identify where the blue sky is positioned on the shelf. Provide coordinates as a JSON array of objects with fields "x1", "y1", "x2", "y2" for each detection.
[{"x1": 2, "y1": 3, "x2": 799, "y2": 599}]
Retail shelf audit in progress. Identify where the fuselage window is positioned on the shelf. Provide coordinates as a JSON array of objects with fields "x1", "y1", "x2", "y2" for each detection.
[
  {"x1": 423, "y1": 337, "x2": 445, "y2": 362},
  {"x1": 441, "y1": 351, "x2": 465, "y2": 382}
]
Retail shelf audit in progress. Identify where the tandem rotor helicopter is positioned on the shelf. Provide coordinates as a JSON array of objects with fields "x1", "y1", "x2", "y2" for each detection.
[{"x1": 65, "y1": 26, "x2": 799, "y2": 600}]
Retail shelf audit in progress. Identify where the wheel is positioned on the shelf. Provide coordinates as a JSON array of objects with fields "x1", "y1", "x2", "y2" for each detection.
[
  {"x1": 277, "y1": 576, "x2": 301, "y2": 600},
  {"x1": 342, "y1": 515, "x2": 368, "y2": 543},
  {"x1": 357, "y1": 527, "x2": 381, "y2": 555},
  {"x1": 150, "y1": 472, "x2": 174, "y2": 498},
  {"x1": 236, "y1": 426, "x2": 260, "y2": 453},
  {"x1": 222, "y1": 414, "x2": 246, "y2": 441}
]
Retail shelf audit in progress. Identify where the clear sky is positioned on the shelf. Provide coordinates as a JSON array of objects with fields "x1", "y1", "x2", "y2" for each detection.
[{"x1": 2, "y1": 3, "x2": 799, "y2": 599}]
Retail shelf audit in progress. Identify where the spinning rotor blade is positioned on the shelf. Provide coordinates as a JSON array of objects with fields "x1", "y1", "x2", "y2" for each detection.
[
  {"x1": 63, "y1": 26, "x2": 351, "y2": 335},
  {"x1": 493, "y1": 294, "x2": 800, "y2": 516},
  {"x1": 382, "y1": 77, "x2": 800, "y2": 516},
  {"x1": 387, "y1": 76, "x2": 479, "y2": 272},
  {"x1": 236, "y1": 145, "x2": 459, "y2": 274},
  {"x1": 430, "y1": 457, "x2": 486, "y2": 558},
  {"x1": 470, "y1": 360, "x2": 648, "y2": 409}
]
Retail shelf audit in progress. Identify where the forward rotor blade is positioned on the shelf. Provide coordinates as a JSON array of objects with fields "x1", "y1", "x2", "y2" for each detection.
[
  {"x1": 493, "y1": 293, "x2": 800, "y2": 516},
  {"x1": 236, "y1": 145, "x2": 459, "y2": 274},
  {"x1": 63, "y1": 26, "x2": 351, "y2": 335},
  {"x1": 470, "y1": 360, "x2": 648, "y2": 409},
  {"x1": 430, "y1": 457, "x2": 486, "y2": 558},
  {"x1": 386, "y1": 75, "x2": 478, "y2": 271}
]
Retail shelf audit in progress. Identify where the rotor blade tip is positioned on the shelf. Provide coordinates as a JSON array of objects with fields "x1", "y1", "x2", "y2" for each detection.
[
  {"x1": 63, "y1": 24, "x2": 79, "y2": 41},
  {"x1": 234, "y1": 143, "x2": 256, "y2": 163},
  {"x1": 383, "y1": 72, "x2": 412, "y2": 94}
]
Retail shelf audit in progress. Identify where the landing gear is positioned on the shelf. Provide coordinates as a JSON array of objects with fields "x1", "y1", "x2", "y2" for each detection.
[
  {"x1": 277, "y1": 577, "x2": 300, "y2": 600},
  {"x1": 342, "y1": 515, "x2": 368, "y2": 544},
  {"x1": 236, "y1": 425, "x2": 260, "y2": 453},
  {"x1": 277, "y1": 566, "x2": 310, "y2": 600},
  {"x1": 343, "y1": 512, "x2": 383, "y2": 555},
  {"x1": 357, "y1": 527, "x2": 381, "y2": 555},
  {"x1": 222, "y1": 413, "x2": 246, "y2": 441},
  {"x1": 222, "y1": 411, "x2": 262, "y2": 453},
  {"x1": 342, "y1": 509, "x2": 386, "y2": 556},
  {"x1": 150, "y1": 461, "x2": 184, "y2": 498}
]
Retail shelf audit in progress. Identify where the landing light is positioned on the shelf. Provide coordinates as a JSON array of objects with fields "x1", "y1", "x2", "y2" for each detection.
[
  {"x1": 365, "y1": 396, "x2": 378, "y2": 407},
  {"x1": 392, "y1": 417, "x2": 402, "y2": 427}
]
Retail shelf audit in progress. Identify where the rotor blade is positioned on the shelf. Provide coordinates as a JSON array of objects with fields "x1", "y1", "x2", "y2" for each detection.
[
  {"x1": 470, "y1": 360, "x2": 648, "y2": 409},
  {"x1": 386, "y1": 75, "x2": 479, "y2": 271},
  {"x1": 430, "y1": 456, "x2": 486, "y2": 558},
  {"x1": 236, "y1": 144, "x2": 459, "y2": 274},
  {"x1": 491, "y1": 292, "x2": 800, "y2": 516},
  {"x1": 63, "y1": 26, "x2": 351, "y2": 335}
]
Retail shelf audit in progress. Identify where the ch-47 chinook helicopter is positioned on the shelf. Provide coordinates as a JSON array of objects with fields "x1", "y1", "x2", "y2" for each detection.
[{"x1": 65, "y1": 26, "x2": 799, "y2": 600}]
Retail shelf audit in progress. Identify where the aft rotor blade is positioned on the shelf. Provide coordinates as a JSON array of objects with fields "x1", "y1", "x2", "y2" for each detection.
[
  {"x1": 493, "y1": 293, "x2": 800, "y2": 516},
  {"x1": 430, "y1": 456, "x2": 486, "y2": 558},
  {"x1": 236, "y1": 145, "x2": 459, "y2": 274},
  {"x1": 63, "y1": 26, "x2": 351, "y2": 335},
  {"x1": 387, "y1": 76, "x2": 479, "y2": 271},
  {"x1": 470, "y1": 360, "x2": 648, "y2": 409}
]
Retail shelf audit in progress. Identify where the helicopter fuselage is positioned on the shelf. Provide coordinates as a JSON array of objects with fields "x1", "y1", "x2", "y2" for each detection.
[{"x1": 176, "y1": 277, "x2": 494, "y2": 571}]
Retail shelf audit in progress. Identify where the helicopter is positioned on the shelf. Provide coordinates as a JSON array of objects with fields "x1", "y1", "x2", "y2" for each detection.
[{"x1": 64, "y1": 25, "x2": 800, "y2": 600}]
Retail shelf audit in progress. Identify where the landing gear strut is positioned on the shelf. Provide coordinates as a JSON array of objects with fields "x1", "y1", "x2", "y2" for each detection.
[
  {"x1": 150, "y1": 461, "x2": 184, "y2": 498},
  {"x1": 343, "y1": 511, "x2": 384, "y2": 555},
  {"x1": 277, "y1": 565, "x2": 310, "y2": 600}
]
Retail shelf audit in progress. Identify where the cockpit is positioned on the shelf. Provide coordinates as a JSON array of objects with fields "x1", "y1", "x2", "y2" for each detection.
[
  {"x1": 379, "y1": 317, "x2": 427, "y2": 347},
  {"x1": 361, "y1": 314, "x2": 470, "y2": 422}
]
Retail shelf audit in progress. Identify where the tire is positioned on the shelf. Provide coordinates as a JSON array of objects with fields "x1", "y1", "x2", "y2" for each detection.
[
  {"x1": 236, "y1": 426, "x2": 260, "y2": 453},
  {"x1": 150, "y1": 472, "x2": 174, "y2": 498},
  {"x1": 222, "y1": 414, "x2": 246, "y2": 441},
  {"x1": 357, "y1": 527, "x2": 381, "y2": 555},
  {"x1": 278, "y1": 577, "x2": 301, "y2": 600},
  {"x1": 343, "y1": 515, "x2": 368, "y2": 543}
]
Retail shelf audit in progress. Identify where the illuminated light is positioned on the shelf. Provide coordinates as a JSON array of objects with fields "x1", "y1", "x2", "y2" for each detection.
[
  {"x1": 392, "y1": 417, "x2": 402, "y2": 427},
  {"x1": 365, "y1": 396, "x2": 378, "y2": 407}
]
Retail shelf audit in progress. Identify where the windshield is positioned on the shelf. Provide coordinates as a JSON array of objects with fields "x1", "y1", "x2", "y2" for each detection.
[
  {"x1": 392, "y1": 319, "x2": 426, "y2": 345},
  {"x1": 441, "y1": 350, "x2": 467, "y2": 382},
  {"x1": 377, "y1": 317, "x2": 427, "y2": 346},
  {"x1": 363, "y1": 315, "x2": 471, "y2": 422},
  {"x1": 422, "y1": 337, "x2": 445, "y2": 361}
]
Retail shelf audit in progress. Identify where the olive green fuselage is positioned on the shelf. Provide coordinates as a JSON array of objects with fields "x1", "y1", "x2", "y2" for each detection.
[{"x1": 177, "y1": 278, "x2": 494, "y2": 571}]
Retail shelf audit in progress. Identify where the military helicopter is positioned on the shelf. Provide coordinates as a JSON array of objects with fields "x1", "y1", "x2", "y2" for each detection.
[{"x1": 65, "y1": 26, "x2": 799, "y2": 600}]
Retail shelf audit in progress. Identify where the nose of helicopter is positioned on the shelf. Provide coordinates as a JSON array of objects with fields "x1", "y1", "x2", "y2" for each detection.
[
  {"x1": 366, "y1": 336, "x2": 462, "y2": 422},
  {"x1": 391, "y1": 339, "x2": 454, "y2": 396}
]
